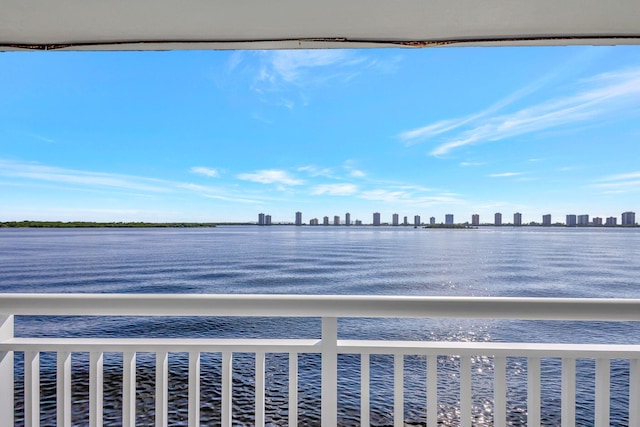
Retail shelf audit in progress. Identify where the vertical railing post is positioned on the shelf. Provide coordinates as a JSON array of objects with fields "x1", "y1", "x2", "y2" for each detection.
[
  {"x1": 561, "y1": 358, "x2": 576, "y2": 427},
  {"x1": 527, "y1": 357, "x2": 541, "y2": 427},
  {"x1": 0, "y1": 315, "x2": 14, "y2": 427},
  {"x1": 426, "y1": 355, "x2": 438, "y2": 427},
  {"x1": 221, "y1": 352, "x2": 233, "y2": 427},
  {"x1": 394, "y1": 354, "x2": 404, "y2": 427},
  {"x1": 493, "y1": 356, "x2": 507, "y2": 427},
  {"x1": 25, "y1": 351, "x2": 40, "y2": 427},
  {"x1": 255, "y1": 351, "x2": 265, "y2": 427},
  {"x1": 188, "y1": 351, "x2": 200, "y2": 427},
  {"x1": 595, "y1": 358, "x2": 610, "y2": 427},
  {"x1": 156, "y1": 351, "x2": 168, "y2": 427},
  {"x1": 90, "y1": 351, "x2": 104, "y2": 427},
  {"x1": 631, "y1": 359, "x2": 639, "y2": 427},
  {"x1": 123, "y1": 352, "x2": 136, "y2": 427},
  {"x1": 57, "y1": 351, "x2": 72, "y2": 427},
  {"x1": 321, "y1": 317, "x2": 337, "y2": 427},
  {"x1": 289, "y1": 352, "x2": 298, "y2": 427}
]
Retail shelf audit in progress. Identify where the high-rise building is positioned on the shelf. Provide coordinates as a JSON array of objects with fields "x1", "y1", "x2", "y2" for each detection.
[
  {"x1": 295, "y1": 211, "x2": 302, "y2": 226},
  {"x1": 513, "y1": 212, "x2": 522, "y2": 226},
  {"x1": 265, "y1": 215, "x2": 272, "y2": 225},
  {"x1": 258, "y1": 213, "x2": 265, "y2": 225},
  {"x1": 392, "y1": 213, "x2": 399, "y2": 226},
  {"x1": 334, "y1": 215, "x2": 340, "y2": 225},
  {"x1": 445, "y1": 214, "x2": 454, "y2": 225},
  {"x1": 622, "y1": 211, "x2": 636, "y2": 225},
  {"x1": 593, "y1": 217, "x2": 603, "y2": 226},
  {"x1": 542, "y1": 214, "x2": 551, "y2": 226},
  {"x1": 430, "y1": 217, "x2": 436, "y2": 225},
  {"x1": 345, "y1": 213, "x2": 351, "y2": 226},
  {"x1": 310, "y1": 218, "x2": 319, "y2": 225},
  {"x1": 495, "y1": 213, "x2": 502, "y2": 226},
  {"x1": 403, "y1": 216, "x2": 409, "y2": 226},
  {"x1": 373, "y1": 212, "x2": 381, "y2": 226},
  {"x1": 414, "y1": 215, "x2": 421, "y2": 226},
  {"x1": 566, "y1": 214, "x2": 577, "y2": 226},
  {"x1": 577, "y1": 214, "x2": 589, "y2": 226},
  {"x1": 606, "y1": 217, "x2": 617, "y2": 226},
  {"x1": 471, "y1": 214, "x2": 480, "y2": 225},
  {"x1": 355, "y1": 220, "x2": 362, "y2": 226},
  {"x1": 323, "y1": 216, "x2": 329, "y2": 226}
]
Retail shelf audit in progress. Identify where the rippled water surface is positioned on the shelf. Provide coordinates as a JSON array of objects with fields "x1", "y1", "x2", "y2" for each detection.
[{"x1": 1, "y1": 226, "x2": 639, "y2": 426}]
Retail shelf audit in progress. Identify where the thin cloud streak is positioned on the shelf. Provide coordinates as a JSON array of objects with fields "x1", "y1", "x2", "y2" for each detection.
[
  {"x1": 190, "y1": 167, "x2": 220, "y2": 178},
  {"x1": 399, "y1": 67, "x2": 640, "y2": 156},
  {"x1": 399, "y1": 68, "x2": 557, "y2": 145},
  {"x1": 0, "y1": 159, "x2": 265, "y2": 204},
  {"x1": 489, "y1": 172, "x2": 525, "y2": 178},
  {"x1": 0, "y1": 159, "x2": 171, "y2": 193},
  {"x1": 237, "y1": 169, "x2": 303, "y2": 185},
  {"x1": 592, "y1": 170, "x2": 640, "y2": 192},
  {"x1": 599, "y1": 171, "x2": 640, "y2": 181},
  {"x1": 312, "y1": 183, "x2": 358, "y2": 196}
]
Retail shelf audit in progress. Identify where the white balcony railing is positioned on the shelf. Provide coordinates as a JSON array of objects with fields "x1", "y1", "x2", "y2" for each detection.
[{"x1": 1, "y1": 294, "x2": 640, "y2": 427}]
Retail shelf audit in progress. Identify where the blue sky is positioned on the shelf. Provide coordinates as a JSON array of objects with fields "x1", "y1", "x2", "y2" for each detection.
[{"x1": 1, "y1": 46, "x2": 639, "y2": 224}]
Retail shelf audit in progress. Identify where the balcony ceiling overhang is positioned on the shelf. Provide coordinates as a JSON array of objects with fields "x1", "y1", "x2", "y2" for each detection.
[{"x1": 2, "y1": 0, "x2": 640, "y2": 51}]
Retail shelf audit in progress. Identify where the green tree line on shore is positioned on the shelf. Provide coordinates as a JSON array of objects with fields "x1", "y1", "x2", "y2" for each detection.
[{"x1": 0, "y1": 221, "x2": 218, "y2": 228}]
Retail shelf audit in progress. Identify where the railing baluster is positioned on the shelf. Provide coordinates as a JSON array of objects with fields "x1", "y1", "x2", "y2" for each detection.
[
  {"x1": 595, "y1": 358, "x2": 610, "y2": 427},
  {"x1": 460, "y1": 356, "x2": 472, "y2": 427},
  {"x1": 394, "y1": 354, "x2": 404, "y2": 427},
  {"x1": 123, "y1": 352, "x2": 136, "y2": 427},
  {"x1": 222, "y1": 351, "x2": 233, "y2": 427},
  {"x1": 57, "y1": 351, "x2": 71, "y2": 427},
  {"x1": 321, "y1": 317, "x2": 338, "y2": 427},
  {"x1": 25, "y1": 351, "x2": 40, "y2": 427},
  {"x1": 631, "y1": 359, "x2": 639, "y2": 427},
  {"x1": 90, "y1": 351, "x2": 103, "y2": 427},
  {"x1": 188, "y1": 351, "x2": 200, "y2": 427},
  {"x1": 527, "y1": 357, "x2": 541, "y2": 427},
  {"x1": 561, "y1": 357, "x2": 576, "y2": 427},
  {"x1": 156, "y1": 351, "x2": 168, "y2": 427},
  {"x1": 361, "y1": 353, "x2": 370, "y2": 427},
  {"x1": 255, "y1": 351, "x2": 266, "y2": 427},
  {"x1": 289, "y1": 352, "x2": 298, "y2": 427},
  {"x1": 493, "y1": 356, "x2": 506, "y2": 427},
  {"x1": 0, "y1": 315, "x2": 14, "y2": 427},
  {"x1": 426, "y1": 355, "x2": 437, "y2": 427}
]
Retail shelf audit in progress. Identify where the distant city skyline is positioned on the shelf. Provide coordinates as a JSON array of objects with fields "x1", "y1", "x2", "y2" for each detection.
[
  {"x1": 1, "y1": 47, "x2": 640, "y2": 222},
  {"x1": 258, "y1": 210, "x2": 637, "y2": 226}
]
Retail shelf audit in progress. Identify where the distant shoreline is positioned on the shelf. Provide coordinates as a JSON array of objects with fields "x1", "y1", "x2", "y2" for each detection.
[
  {"x1": 1, "y1": 221, "x2": 637, "y2": 229},
  {"x1": 0, "y1": 221, "x2": 221, "y2": 228}
]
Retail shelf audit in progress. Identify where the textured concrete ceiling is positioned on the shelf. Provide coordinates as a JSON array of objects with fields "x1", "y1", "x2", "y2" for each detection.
[{"x1": 2, "y1": 0, "x2": 640, "y2": 51}]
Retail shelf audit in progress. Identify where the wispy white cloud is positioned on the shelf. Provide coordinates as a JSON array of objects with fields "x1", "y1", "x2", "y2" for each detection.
[
  {"x1": 460, "y1": 161, "x2": 485, "y2": 167},
  {"x1": 0, "y1": 159, "x2": 265, "y2": 204},
  {"x1": 399, "y1": 68, "x2": 556, "y2": 147},
  {"x1": 399, "y1": 67, "x2": 640, "y2": 156},
  {"x1": 592, "y1": 171, "x2": 640, "y2": 193},
  {"x1": 349, "y1": 169, "x2": 366, "y2": 178},
  {"x1": 359, "y1": 188, "x2": 464, "y2": 206},
  {"x1": 244, "y1": 50, "x2": 387, "y2": 108},
  {"x1": 190, "y1": 166, "x2": 220, "y2": 178},
  {"x1": 266, "y1": 50, "x2": 353, "y2": 83},
  {"x1": 599, "y1": 171, "x2": 640, "y2": 182},
  {"x1": 488, "y1": 172, "x2": 525, "y2": 178},
  {"x1": 236, "y1": 169, "x2": 303, "y2": 185},
  {"x1": 297, "y1": 165, "x2": 336, "y2": 178},
  {"x1": 0, "y1": 159, "x2": 170, "y2": 193},
  {"x1": 312, "y1": 183, "x2": 358, "y2": 196}
]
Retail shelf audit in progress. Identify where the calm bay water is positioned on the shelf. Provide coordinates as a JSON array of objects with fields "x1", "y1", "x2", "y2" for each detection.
[{"x1": 1, "y1": 226, "x2": 639, "y2": 426}]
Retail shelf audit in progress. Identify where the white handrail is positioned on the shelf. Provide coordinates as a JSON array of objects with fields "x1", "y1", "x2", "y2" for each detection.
[
  {"x1": 1, "y1": 294, "x2": 640, "y2": 427},
  {"x1": 1, "y1": 293, "x2": 640, "y2": 320}
]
